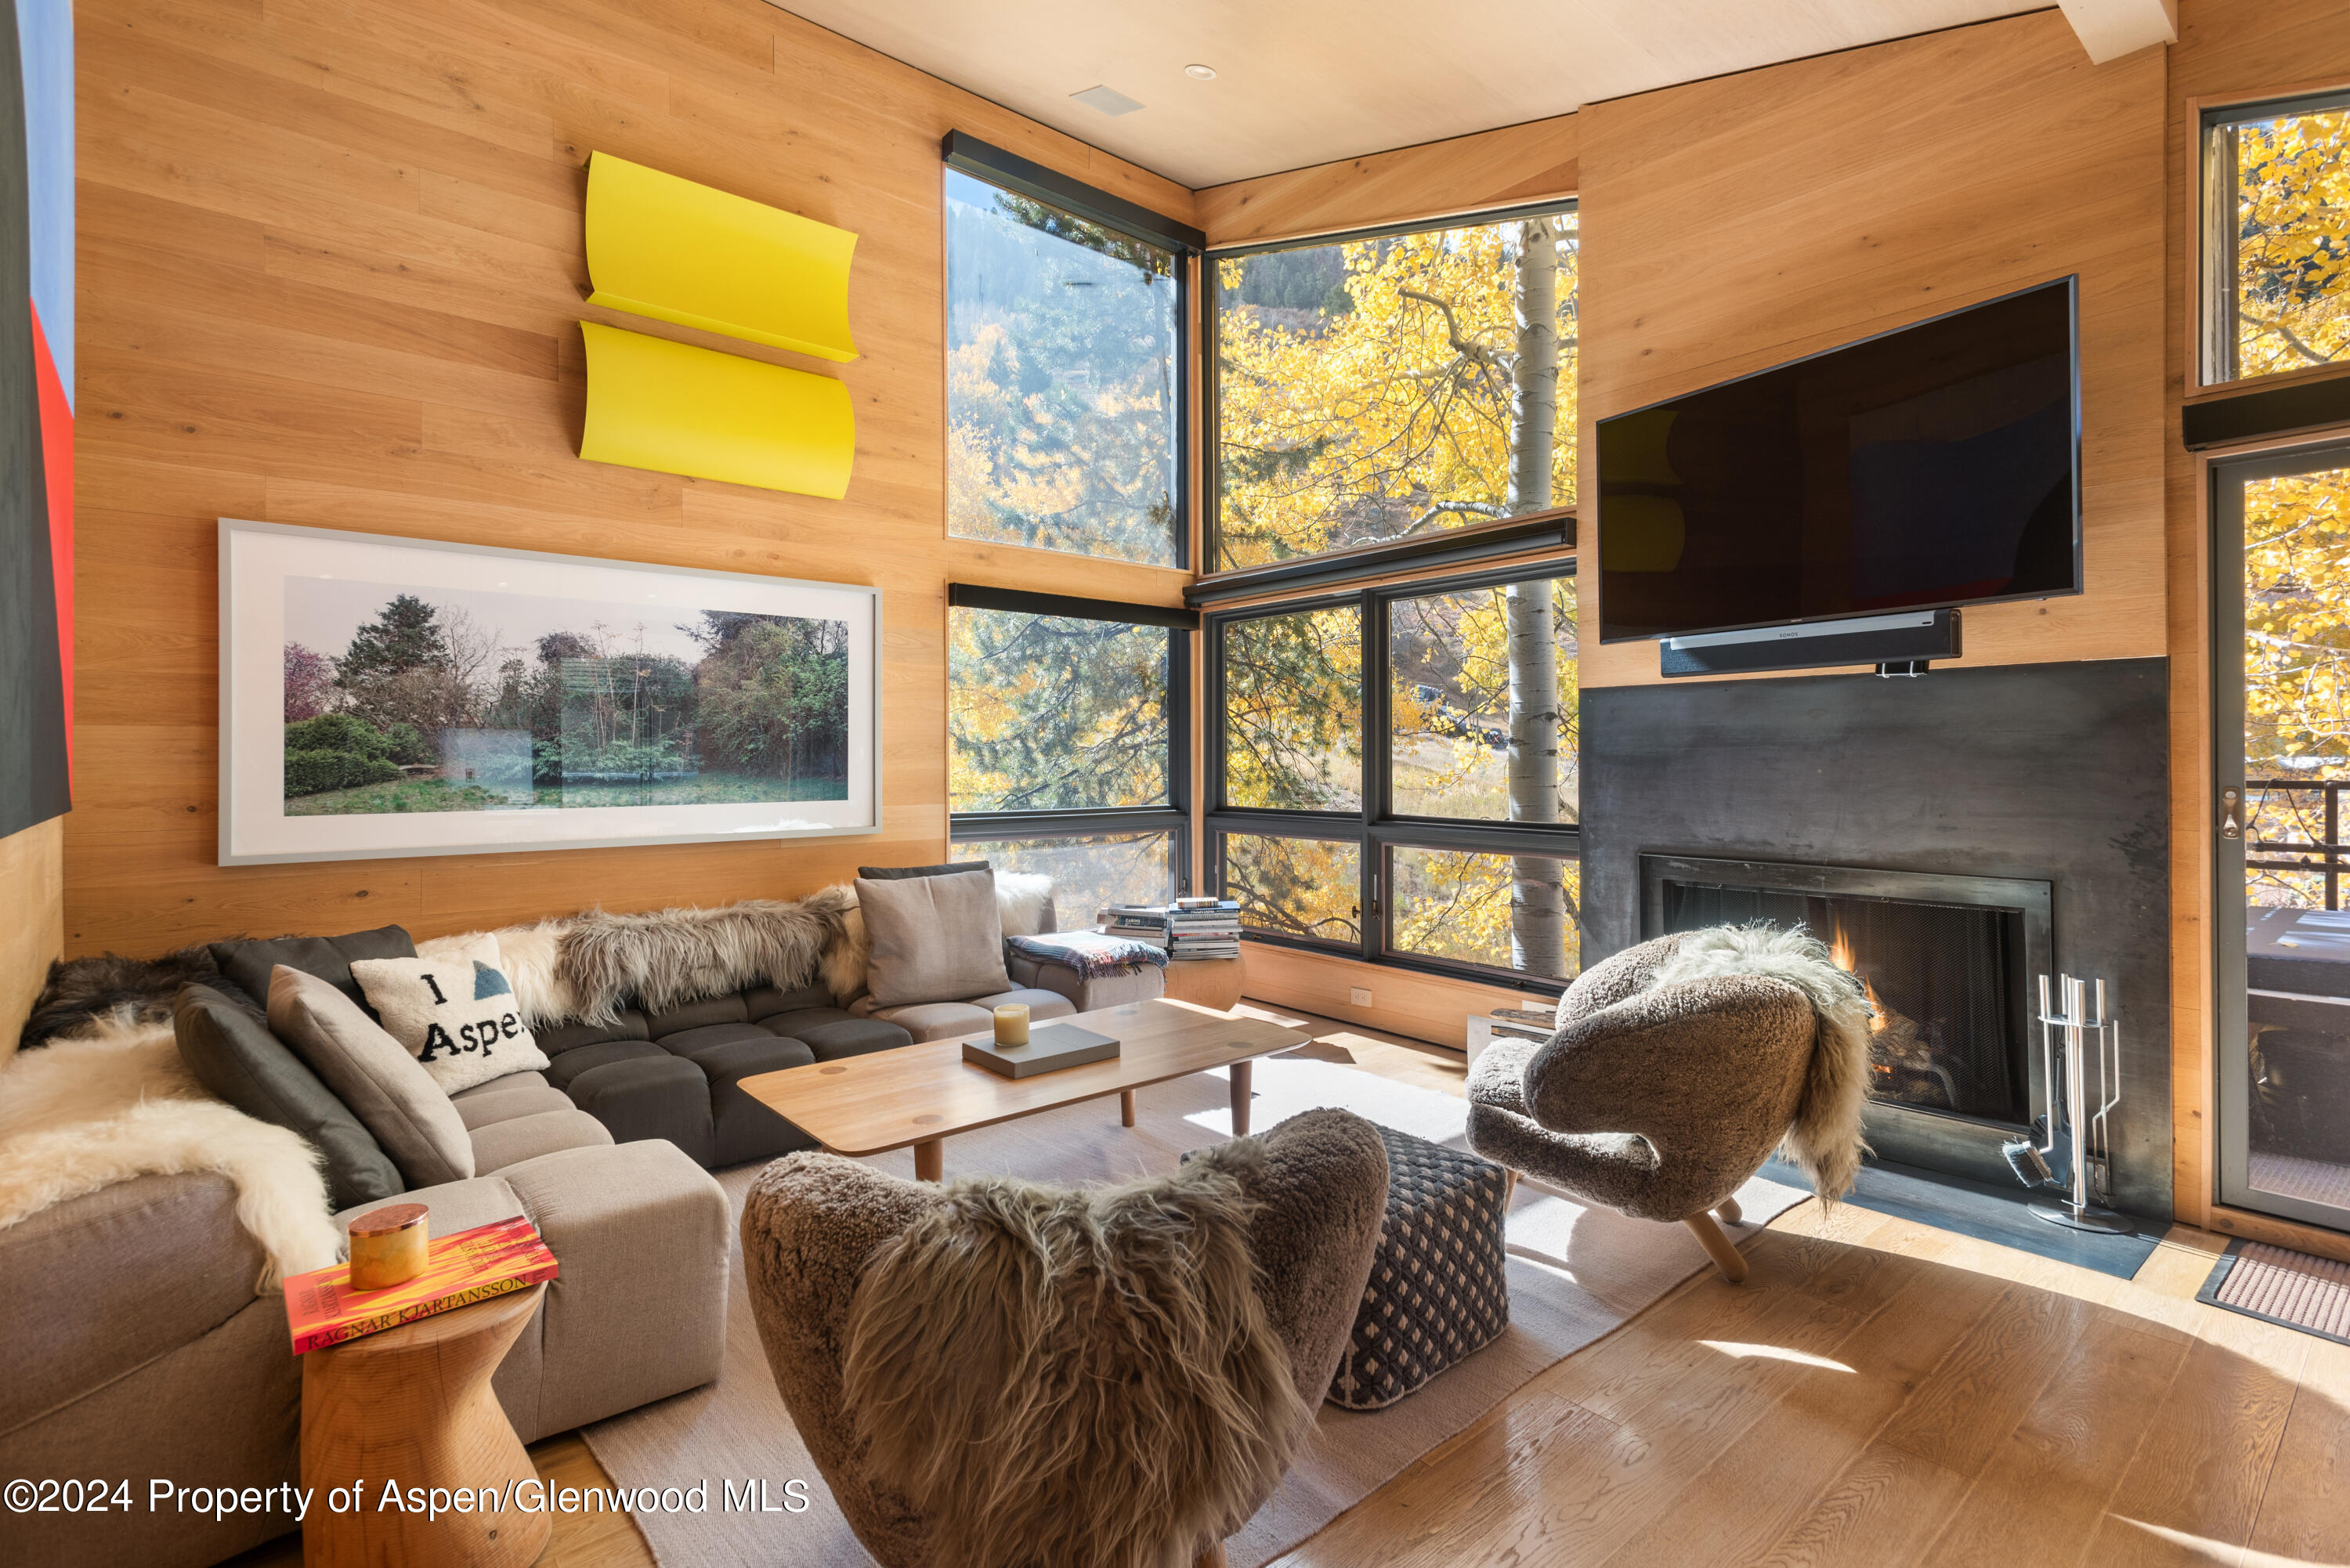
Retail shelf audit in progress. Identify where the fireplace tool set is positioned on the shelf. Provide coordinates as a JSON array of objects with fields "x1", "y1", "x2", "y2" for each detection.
[{"x1": 2001, "y1": 973, "x2": 2133, "y2": 1234}]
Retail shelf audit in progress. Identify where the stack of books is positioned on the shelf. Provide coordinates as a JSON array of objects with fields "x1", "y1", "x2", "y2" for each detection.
[
  {"x1": 283, "y1": 1216, "x2": 560, "y2": 1353},
  {"x1": 1101, "y1": 897, "x2": 1243, "y2": 962}
]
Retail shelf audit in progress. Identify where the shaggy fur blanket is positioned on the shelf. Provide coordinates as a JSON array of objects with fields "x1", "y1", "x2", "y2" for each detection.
[
  {"x1": 27, "y1": 873, "x2": 1065, "y2": 1046},
  {"x1": 0, "y1": 1019, "x2": 342, "y2": 1289},
  {"x1": 841, "y1": 1141, "x2": 1307, "y2": 1568},
  {"x1": 19, "y1": 945, "x2": 222, "y2": 1050},
  {"x1": 1648, "y1": 924, "x2": 1875, "y2": 1203}
]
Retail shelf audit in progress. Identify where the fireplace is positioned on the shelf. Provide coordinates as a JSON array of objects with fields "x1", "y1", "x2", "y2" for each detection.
[{"x1": 1641, "y1": 854, "x2": 2055, "y2": 1187}]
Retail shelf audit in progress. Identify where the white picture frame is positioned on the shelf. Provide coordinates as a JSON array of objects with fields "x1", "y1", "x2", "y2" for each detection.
[{"x1": 219, "y1": 518, "x2": 882, "y2": 865}]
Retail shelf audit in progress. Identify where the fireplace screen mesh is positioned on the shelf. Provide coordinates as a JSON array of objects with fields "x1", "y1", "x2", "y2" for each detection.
[{"x1": 1661, "y1": 883, "x2": 2030, "y2": 1127}]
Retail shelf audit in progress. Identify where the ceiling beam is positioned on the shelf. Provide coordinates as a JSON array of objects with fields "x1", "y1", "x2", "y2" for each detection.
[{"x1": 2056, "y1": 0, "x2": 2177, "y2": 63}]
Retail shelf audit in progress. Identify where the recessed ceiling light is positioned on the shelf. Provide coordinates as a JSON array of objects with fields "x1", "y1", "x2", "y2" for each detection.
[
  {"x1": 1184, "y1": 64, "x2": 1217, "y2": 81},
  {"x1": 1070, "y1": 84, "x2": 1144, "y2": 117}
]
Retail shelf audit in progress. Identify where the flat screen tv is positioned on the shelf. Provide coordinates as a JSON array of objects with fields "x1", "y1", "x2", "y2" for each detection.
[{"x1": 1596, "y1": 278, "x2": 2081, "y2": 643}]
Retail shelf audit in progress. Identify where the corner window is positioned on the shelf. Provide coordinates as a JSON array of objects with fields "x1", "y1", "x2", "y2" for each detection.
[
  {"x1": 945, "y1": 168, "x2": 1184, "y2": 566},
  {"x1": 947, "y1": 587, "x2": 1192, "y2": 916},
  {"x1": 1207, "y1": 565, "x2": 1581, "y2": 988},
  {"x1": 2204, "y1": 93, "x2": 2350, "y2": 387},
  {"x1": 1210, "y1": 206, "x2": 1578, "y2": 573}
]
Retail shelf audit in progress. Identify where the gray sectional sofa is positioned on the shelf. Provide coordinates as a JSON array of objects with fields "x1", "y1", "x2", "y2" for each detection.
[
  {"x1": 2, "y1": 880, "x2": 1170, "y2": 1568},
  {"x1": 0, "y1": 1064, "x2": 729, "y2": 1568}
]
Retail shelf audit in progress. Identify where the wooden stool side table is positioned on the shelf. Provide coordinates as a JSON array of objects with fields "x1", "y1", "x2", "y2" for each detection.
[{"x1": 301, "y1": 1282, "x2": 549, "y2": 1568}]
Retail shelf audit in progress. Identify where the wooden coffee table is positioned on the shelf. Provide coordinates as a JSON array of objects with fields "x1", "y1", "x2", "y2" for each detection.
[{"x1": 740, "y1": 998, "x2": 1307, "y2": 1181}]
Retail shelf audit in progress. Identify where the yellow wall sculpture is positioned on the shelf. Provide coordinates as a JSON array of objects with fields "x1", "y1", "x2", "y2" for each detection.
[
  {"x1": 577, "y1": 322, "x2": 855, "y2": 500},
  {"x1": 585, "y1": 152, "x2": 860, "y2": 362}
]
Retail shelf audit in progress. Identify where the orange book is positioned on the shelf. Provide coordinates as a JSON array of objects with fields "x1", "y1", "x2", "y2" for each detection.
[{"x1": 283, "y1": 1216, "x2": 559, "y2": 1354}]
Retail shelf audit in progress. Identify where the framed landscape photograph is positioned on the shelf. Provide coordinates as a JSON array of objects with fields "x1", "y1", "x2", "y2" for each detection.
[{"x1": 219, "y1": 519, "x2": 880, "y2": 865}]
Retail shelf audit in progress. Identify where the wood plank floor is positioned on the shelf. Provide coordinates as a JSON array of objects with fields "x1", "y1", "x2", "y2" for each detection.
[{"x1": 229, "y1": 1005, "x2": 2350, "y2": 1568}]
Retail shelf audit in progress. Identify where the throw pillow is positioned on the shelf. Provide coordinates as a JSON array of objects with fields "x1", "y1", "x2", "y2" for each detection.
[
  {"x1": 855, "y1": 866, "x2": 1011, "y2": 1008},
  {"x1": 172, "y1": 981, "x2": 406, "y2": 1211},
  {"x1": 856, "y1": 859, "x2": 989, "y2": 880},
  {"x1": 266, "y1": 966, "x2": 475, "y2": 1188},
  {"x1": 349, "y1": 945, "x2": 551, "y2": 1097},
  {"x1": 208, "y1": 924, "x2": 417, "y2": 1017}
]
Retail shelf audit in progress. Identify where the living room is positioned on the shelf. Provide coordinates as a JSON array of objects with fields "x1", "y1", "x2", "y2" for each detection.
[{"x1": 3, "y1": 0, "x2": 2348, "y2": 1564}]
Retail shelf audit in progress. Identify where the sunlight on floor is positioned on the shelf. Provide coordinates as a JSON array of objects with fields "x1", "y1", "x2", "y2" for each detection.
[
  {"x1": 1697, "y1": 1340, "x2": 1856, "y2": 1372},
  {"x1": 2114, "y1": 1516, "x2": 2349, "y2": 1567}
]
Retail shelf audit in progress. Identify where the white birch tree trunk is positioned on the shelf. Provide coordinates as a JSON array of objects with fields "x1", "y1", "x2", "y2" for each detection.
[{"x1": 1506, "y1": 219, "x2": 1569, "y2": 977}]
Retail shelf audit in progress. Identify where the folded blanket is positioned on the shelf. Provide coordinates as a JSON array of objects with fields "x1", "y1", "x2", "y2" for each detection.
[{"x1": 1007, "y1": 931, "x2": 1168, "y2": 977}]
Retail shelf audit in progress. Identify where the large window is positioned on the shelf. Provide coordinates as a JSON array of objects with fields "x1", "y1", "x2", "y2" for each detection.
[
  {"x1": 2204, "y1": 92, "x2": 2350, "y2": 387},
  {"x1": 945, "y1": 168, "x2": 1184, "y2": 566},
  {"x1": 947, "y1": 587, "x2": 1192, "y2": 918},
  {"x1": 1210, "y1": 206, "x2": 1578, "y2": 573},
  {"x1": 1208, "y1": 567, "x2": 1580, "y2": 988}
]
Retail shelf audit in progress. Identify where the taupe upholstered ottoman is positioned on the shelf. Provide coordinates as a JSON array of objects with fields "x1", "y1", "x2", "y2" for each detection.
[{"x1": 1328, "y1": 1125, "x2": 1512, "y2": 1410}]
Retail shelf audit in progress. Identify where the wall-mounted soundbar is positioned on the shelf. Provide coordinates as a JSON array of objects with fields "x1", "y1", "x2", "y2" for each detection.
[{"x1": 1658, "y1": 608, "x2": 1960, "y2": 678}]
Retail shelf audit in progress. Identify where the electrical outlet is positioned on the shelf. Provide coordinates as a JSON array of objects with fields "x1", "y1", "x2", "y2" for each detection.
[{"x1": 1349, "y1": 986, "x2": 1372, "y2": 1007}]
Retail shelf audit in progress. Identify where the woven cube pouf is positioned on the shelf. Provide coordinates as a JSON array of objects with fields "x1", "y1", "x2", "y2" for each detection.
[{"x1": 1328, "y1": 1125, "x2": 1511, "y2": 1410}]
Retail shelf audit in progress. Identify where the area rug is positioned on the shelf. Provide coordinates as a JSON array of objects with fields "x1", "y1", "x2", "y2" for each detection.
[
  {"x1": 2197, "y1": 1238, "x2": 2350, "y2": 1346},
  {"x1": 581, "y1": 1051, "x2": 1807, "y2": 1567}
]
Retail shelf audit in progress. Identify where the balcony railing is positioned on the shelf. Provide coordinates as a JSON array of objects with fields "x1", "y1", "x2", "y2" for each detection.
[{"x1": 2248, "y1": 778, "x2": 2350, "y2": 909}]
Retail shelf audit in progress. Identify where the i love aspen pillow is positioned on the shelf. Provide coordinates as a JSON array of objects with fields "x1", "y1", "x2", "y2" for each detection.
[{"x1": 350, "y1": 941, "x2": 551, "y2": 1096}]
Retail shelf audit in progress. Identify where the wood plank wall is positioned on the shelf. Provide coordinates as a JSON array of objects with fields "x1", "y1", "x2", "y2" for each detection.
[
  {"x1": 67, "y1": 0, "x2": 1193, "y2": 956},
  {"x1": 1575, "y1": 9, "x2": 2167, "y2": 688},
  {"x1": 2164, "y1": 0, "x2": 2350, "y2": 1234},
  {"x1": 1, "y1": 818, "x2": 63, "y2": 1055}
]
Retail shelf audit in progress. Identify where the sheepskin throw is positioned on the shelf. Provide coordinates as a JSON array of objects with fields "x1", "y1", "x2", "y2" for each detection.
[
  {"x1": 1648, "y1": 924, "x2": 1875, "y2": 1202},
  {"x1": 19, "y1": 945, "x2": 221, "y2": 1050},
  {"x1": 0, "y1": 1019, "x2": 342, "y2": 1288},
  {"x1": 840, "y1": 1142, "x2": 1309, "y2": 1568}
]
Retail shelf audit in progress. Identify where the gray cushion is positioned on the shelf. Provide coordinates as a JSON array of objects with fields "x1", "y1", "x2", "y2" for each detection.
[
  {"x1": 451, "y1": 1070, "x2": 550, "y2": 1100},
  {"x1": 451, "y1": 1085, "x2": 578, "y2": 1130},
  {"x1": 746, "y1": 982, "x2": 836, "y2": 1017},
  {"x1": 0, "y1": 1172, "x2": 266, "y2": 1436},
  {"x1": 563, "y1": 1055, "x2": 716, "y2": 1164},
  {"x1": 685, "y1": 1035, "x2": 816, "y2": 1166},
  {"x1": 645, "y1": 995, "x2": 750, "y2": 1037},
  {"x1": 537, "y1": 1010, "x2": 651, "y2": 1054},
  {"x1": 855, "y1": 867, "x2": 1010, "y2": 1007},
  {"x1": 855, "y1": 859, "x2": 989, "y2": 880},
  {"x1": 544, "y1": 1039, "x2": 667, "y2": 1089},
  {"x1": 268, "y1": 965, "x2": 474, "y2": 1188},
  {"x1": 771, "y1": 1015, "x2": 911, "y2": 1061},
  {"x1": 208, "y1": 924, "x2": 415, "y2": 1015},
  {"x1": 470, "y1": 1107, "x2": 615, "y2": 1172},
  {"x1": 171, "y1": 981, "x2": 403, "y2": 1210}
]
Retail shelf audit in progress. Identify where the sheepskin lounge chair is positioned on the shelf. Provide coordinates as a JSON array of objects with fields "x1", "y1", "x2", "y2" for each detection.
[
  {"x1": 739, "y1": 1108, "x2": 1391, "y2": 1568},
  {"x1": 1466, "y1": 927, "x2": 1873, "y2": 1284}
]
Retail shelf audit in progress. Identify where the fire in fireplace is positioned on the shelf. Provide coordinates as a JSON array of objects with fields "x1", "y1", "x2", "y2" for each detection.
[{"x1": 1640, "y1": 855, "x2": 2055, "y2": 1185}]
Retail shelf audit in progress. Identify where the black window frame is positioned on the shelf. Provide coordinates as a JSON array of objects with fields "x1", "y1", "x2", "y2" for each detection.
[
  {"x1": 1205, "y1": 558, "x2": 1582, "y2": 995},
  {"x1": 1201, "y1": 199, "x2": 1582, "y2": 584},
  {"x1": 945, "y1": 583, "x2": 1196, "y2": 901},
  {"x1": 942, "y1": 132, "x2": 1202, "y2": 572}
]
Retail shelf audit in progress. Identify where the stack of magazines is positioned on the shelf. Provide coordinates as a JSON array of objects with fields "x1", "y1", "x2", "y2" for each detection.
[{"x1": 1101, "y1": 897, "x2": 1243, "y2": 961}]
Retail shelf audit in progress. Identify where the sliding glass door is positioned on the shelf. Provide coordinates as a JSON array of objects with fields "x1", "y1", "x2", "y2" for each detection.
[{"x1": 2216, "y1": 439, "x2": 2350, "y2": 1231}]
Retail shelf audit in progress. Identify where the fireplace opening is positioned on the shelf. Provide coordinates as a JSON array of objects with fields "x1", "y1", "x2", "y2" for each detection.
[{"x1": 1661, "y1": 884, "x2": 2029, "y2": 1125}]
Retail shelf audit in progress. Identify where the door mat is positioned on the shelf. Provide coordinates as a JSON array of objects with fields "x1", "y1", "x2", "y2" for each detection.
[{"x1": 2197, "y1": 1238, "x2": 2350, "y2": 1346}]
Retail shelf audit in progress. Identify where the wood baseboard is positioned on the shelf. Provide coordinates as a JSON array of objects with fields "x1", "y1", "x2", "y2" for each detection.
[
  {"x1": 2207, "y1": 1203, "x2": 2350, "y2": 1265},
  {"x1": 1237, "y1": 942, "x2": 1551, "y2": 1051}
]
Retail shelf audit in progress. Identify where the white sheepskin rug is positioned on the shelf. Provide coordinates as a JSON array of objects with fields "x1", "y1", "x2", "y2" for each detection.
[
  {"x1": 1650, "y1": 924, "x2": 1875, "y2": 1203},
  {"x1": 0, "y1": 1020, "x2": 342, "y2": 1291}
]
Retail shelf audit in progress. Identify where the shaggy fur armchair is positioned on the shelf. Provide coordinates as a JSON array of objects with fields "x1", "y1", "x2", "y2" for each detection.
[
  {"x1": 739, "y1": 1108, "x2": 1390, "y2": 1568},
  {"x1": 1467, "y1": 927, "x2": 1873, "y2": 1284}
]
